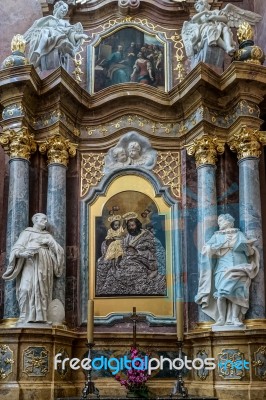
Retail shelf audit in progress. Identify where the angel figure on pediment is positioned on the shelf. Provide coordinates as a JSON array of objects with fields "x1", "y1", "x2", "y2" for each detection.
[{"x1": 181, "y1": 0, "x2": 262, "y2": 63}]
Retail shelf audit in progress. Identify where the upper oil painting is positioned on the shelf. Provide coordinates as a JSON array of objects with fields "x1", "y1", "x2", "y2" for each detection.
[{"x1": 92, "y1": 27, "x2": 165, "y2": 92}]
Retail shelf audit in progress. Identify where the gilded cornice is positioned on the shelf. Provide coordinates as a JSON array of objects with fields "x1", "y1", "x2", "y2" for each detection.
[
  {"x1": 186, "y1": 135, "x2": 225, "y2": 167},
  {"x1": 39, "y1": 135, "x2": 78, "y2": 167},
  {"x1": 228, "y1": 126, "x2": 266, "y2": 160},
  {"x1": 0, "y1": 127, "x2": 36, "y2": 160}
]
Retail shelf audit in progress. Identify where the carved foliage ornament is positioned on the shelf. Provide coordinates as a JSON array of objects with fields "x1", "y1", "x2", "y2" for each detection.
[
  {"x1": 39, "y1": 135, "x2": 77, "y2": 166},
  {"x1": 186, "y1": 135, "x2": 225, "y2": 167},
  {"x1": 0, "y1": 127, "x2": 37, "y2": 160},
  {"x1": 217, "y1": 349, "x2": 246, "y2": 380},
  {"x1": 229, "y1": 126, "x2": 266, "y2": 160},
  {"x1": 23, "y1": 346, "x2": 49, "y2": 377},
  {"x1": 0, "y1": 345, "x2": 14, "y2": 380}
]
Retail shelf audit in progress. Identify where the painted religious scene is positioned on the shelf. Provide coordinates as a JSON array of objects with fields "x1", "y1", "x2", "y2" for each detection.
[
  {"x1": 93, "y1": 27, "x2": 165, "y2": 92},
  {"x1": 95, "y1": 191, "x2": 166, "y2": 296}
]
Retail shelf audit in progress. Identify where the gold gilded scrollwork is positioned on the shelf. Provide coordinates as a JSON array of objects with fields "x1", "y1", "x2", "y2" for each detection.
[
  {"x1": 39, "y1": 135, "x2": 77, "y2": 166},
  {"x1": 0, "y1": 127, "x2": 36, "y2": 160},
  {"x1": 217, "y1": 349, "x2": 246, "y2": 380},
  {"x1": 81, "y1": 153, "x2": 105, "y2": 197},
  {"x1": 186, "y1": 135, "x2": 225, "y2": 167},
  {"x1": 153, "y1": 151, "x2": 181, "y2": 199},
  {"x1": 228, "y1": 125, "x2": 266, "y2": 160},
  {"x1": 253, "y1": 346, "x2": 266, "y2": 380},
  {"x1": 0, "y1": 344, "x2": 14, "y2": 380}
]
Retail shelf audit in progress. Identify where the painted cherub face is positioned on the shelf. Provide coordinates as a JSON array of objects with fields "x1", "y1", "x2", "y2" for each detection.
[{"x1": 112, "y1": 220, "x2": 121, "y2": 230}]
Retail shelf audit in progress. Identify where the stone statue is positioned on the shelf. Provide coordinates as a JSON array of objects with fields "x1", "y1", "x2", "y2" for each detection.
[
  {"x1": 182, "y1": 0, "x2": 262, "y2": 67},
  {"x1": 195, "y1": 214, "x2": 259, "y2": 328},
  {"x1": 2, "y1": 213, "x2": 64, "y2": 324},
  {"x1": 104, "y1": 131, "x2": 157, "y2": 173},
  {"x1": 24, "y1": 0, "x2": 89, "y2": 70}
]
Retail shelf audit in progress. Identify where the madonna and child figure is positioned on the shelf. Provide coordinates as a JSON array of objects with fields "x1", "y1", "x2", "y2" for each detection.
[
  {"x1": 195, "y1": 214, "x2": 259, "y2": 328},
  {"x1": 2, "y1": 213, "x2": 64, "y2": 324},
  {"x1": 96, "y1": 212, "x2": 166, "y2": 296}
]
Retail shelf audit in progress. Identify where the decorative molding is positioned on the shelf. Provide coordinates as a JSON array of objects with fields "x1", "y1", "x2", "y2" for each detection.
[
  {"x1": 217, "y1": 349, "x2": 246, "y2": 380},
  {"x1": 31, "y1": 110, "x2": 80, "y2": 136},
  {"x1": 81, "y1": 152, "x2": 105, "y2": 196},
  {"x1": 39, "y1": 135, "x2": 78, "y2": 166},
  {"x1": 186, "y1": 135, "x2": 225, "y2": 167},
  {"x1": 23, "y1": 346, "x2": 49, "y2": 377},
  {"x1": 253, "y1": 346, "x2": 266, "y2": 380},
  {"x1": 0, "y1": 127, "x2": 37, "y2": 160},
  {"x1": 2, "y1": 104, "x2": 25, "y2": 120},
  {"x1": 229, "y1": 125, "x2": 266, "y2": 160},
  {"x1": 0, "y1": 345, "x2": 14, "y2": 380},
  {"x1": 195, "y1": 349, "x2": 209, "y2": 381},
  {"x1": 153, "y1": 151, "x2": 181, "y2": 199},
  {"x1": 56, "y1": 348, "x2": 70, "y2": 379}
]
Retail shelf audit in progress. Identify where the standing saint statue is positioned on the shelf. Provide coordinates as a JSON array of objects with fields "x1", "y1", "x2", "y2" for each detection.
[
  {"x1": 2, "y1": 213, "x2": 64, "y2": 323},
  {"x1": 195, "y1": 214, "x2": 259, "y2": 327}
]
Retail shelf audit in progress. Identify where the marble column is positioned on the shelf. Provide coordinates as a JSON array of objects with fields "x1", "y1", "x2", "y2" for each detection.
[
  {"x1": 39, "y1": 135, "x2": 77, "y2": 306},
  {"x1": 229, "y1": 126, "x2": 266, "y2": 319},
  {"x1": 187, "y1": 135, "x2": 225, "y2": 322},
  {"x1": 0, "y1": 127, "x2": 36, "y2": 318}
]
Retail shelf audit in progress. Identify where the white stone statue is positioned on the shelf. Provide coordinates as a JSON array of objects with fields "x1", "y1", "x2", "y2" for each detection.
[
  {"x1": 195, "y1": 214, "x2": 259, "y2": 328},
  {"x1": 47, "y1": 299, "x2": 65, "y2": 325},
  {"x1": 24, "y1": 0, "x2": 89, "y2": 70},
  {"x1": 182, "y1": 0, "x2": 262, "y2": 65},
  {"x1": 2, "y1": 213, "x2": 64, "y2": 324}
]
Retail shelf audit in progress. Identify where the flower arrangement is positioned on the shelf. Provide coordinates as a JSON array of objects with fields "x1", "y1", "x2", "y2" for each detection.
[{"x1": 115, "y1": 347, "x2": 150, "y2": 398}]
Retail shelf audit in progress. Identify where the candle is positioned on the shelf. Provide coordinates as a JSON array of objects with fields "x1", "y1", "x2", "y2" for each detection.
[
  {"x1": 87, "y1": 300, "x2": 94, "y2": 344},
  {"x1": 176, "y1": 299, "x2": 184, "y2": 341}
]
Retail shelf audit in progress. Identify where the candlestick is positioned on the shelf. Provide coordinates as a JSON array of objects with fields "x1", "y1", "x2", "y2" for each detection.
[
  {"x1": 176, "y1": 299, "x2": 184, "y2": 342},
  {"x1": 87, "y1": 300, "x2": 94, "y2": 344}
]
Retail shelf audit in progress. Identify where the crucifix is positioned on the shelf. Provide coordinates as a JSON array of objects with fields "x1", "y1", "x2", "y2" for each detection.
[{"x1": 123, "y1": 307, "x2": 146, "y2": 347}]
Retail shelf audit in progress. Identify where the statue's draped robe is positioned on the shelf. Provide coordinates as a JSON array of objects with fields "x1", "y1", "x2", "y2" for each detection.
[
  {"x1": 24, "y1": 16, "x2": 85, "y2": 67},
  {"x1": 195, "y1": 229, "x2": 259, "y2": 322},
  {"x1": 3, "y1": 228, "x2": 64, "y2": 322}
]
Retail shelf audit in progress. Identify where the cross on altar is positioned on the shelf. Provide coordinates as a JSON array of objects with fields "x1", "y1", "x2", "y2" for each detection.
[{"x1": 123, "y1": 307, "x2": 146, "y2": 348}]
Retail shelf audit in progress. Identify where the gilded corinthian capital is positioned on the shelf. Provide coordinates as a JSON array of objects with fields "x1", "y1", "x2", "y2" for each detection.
[
  {"x1": 186, "y1": 135, "x2": 225, "y2": 167},
  {"x1": 0, "y1": 127, "x2": 36, "y2": 160},
  {"x1": 39, "y1": 135, "x2": 77, "y2": 166},
  {"x1": 228, "y1": 126, "x2": 266, "y2": 160}
]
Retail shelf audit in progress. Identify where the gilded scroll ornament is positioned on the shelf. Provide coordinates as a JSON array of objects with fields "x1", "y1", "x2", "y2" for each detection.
[
  {"x1": 153, "y1": 151, "x2": 181, "y2": 199},
  {"x1": 228, "y1": 126, "x2": 266, "y2": 160},
  {"x1": 0, "y1": 345, "x2": 14, "y2": 380},
  {"x1": 39, "y1": 135, "x2": 77, "y2": 166},
  {"x1": 253, "y1": 346, "x2": 266, "y2": 380},
  {"x1": 217, "y1": 349, "x2": 246, "y2": 380},
  {"x1": 186, "y1": 135, "x2": 225, "y2": 167},
  {"x1": 1, "y1": 34, "x2": 29, "y2": 69},
  {"x1": 81, "y1": 153, "x2": 105, "y2": 197},
  {"x1": 196, "y1": 350, "x2": 209, "y2": 381},
  {"x1": 23, "y1": 347, "x2": 49, "y2": 377},
  {"x1": 0, "y1": 127, "x2": 36, "y2": 160}
]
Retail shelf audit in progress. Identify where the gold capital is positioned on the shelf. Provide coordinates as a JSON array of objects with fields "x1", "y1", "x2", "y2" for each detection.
[
  {"x1": 186, "y1": 135, "x2": 225, "y2": 167},
  {"x1": 228, "y1": 126, "x2": 266, "y2": 160},
  {"x1": 39, "y1": 135, "x2": 77, "y2": 166},
  {"x1": 0, "y1": 127, "x2": 36, "y2": 160}
]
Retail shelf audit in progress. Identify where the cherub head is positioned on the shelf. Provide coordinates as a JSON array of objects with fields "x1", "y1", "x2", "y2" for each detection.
[
  {"x1": 128, "y1": 141, "x2": 141, "y2": 160},
  {"x1": 195, "y1": 0, "x2": 210, "y2": 13},
  {"x1": 113, "y1": 147, "x2": 128, "y2": 163}
]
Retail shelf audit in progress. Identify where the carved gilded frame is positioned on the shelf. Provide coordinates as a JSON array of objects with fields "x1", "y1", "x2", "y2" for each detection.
[{"x1": 79, "y1": 168, "x2": 182, "y2": 326}]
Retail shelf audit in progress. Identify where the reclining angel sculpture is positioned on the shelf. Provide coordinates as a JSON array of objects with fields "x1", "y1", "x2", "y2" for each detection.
[{"x1": 182, "y1": 0, "x2": 262, "y2": 66}]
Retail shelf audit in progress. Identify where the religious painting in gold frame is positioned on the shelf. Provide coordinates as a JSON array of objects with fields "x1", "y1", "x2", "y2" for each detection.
[{"x1": 88, "y1": 174, "x2": 174, "y2": 320}]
